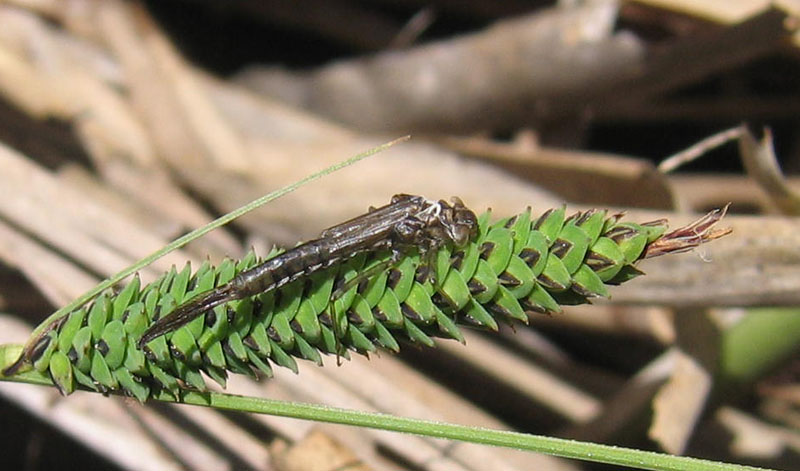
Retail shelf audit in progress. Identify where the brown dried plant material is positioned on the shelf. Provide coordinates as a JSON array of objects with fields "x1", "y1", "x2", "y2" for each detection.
[
  {"x1": 649, "y1": 350, "x2": 713, "y2": 454},
  {"x1": 440, "y1": 134, "x2": 674, "y2": 209},
  {"x1": 643, "y1": 205, "x2": 731, "y2": 259},
  {"x1": 271, "y1": 430, "x2": 372, "y2": 471},
  {"x1": 237, "y1": 2, "x2": 643, "y2": 133},
  {"x1": 738, "y1": 128, "x2": 800, "y2": 216}
]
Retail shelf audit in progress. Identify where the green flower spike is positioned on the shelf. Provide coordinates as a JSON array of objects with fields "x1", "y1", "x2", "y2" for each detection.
[{"x1": 7, "y1": 206, "x2": 730, "y2": 402}]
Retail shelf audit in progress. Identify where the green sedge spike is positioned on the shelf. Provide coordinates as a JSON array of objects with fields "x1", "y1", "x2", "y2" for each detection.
[{"x1": 9, "y1": 204, "x2": 729, "y2": 402}]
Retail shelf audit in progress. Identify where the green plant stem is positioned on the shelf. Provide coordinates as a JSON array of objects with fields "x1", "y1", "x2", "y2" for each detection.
[
  {"x1": 180, "y1": 393, "x2": 771, "y2": 471},
  {"x1": 0, "y1": 343, "x2": 771, "y2": 471},
  {"x1": 21, "y1": 137, "x2": 408, "y2": 347},
  {"x1": 721, "y1": 307, "x2": 800, "y2": 384}
]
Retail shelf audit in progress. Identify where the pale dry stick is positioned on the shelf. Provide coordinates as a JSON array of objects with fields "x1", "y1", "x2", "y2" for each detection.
[
  {"x1": 563, "y1": 349, "x2": 679, "y2": 442},
  {"x1": 438, "y1": 133, "x2": 673, "y2": 209},
  {"x1": 236, "y1": 3, "x2": 643, "y2": 133},
  {"x1": 138, "y1": 1, "x2": 251, "y2": 173},
  {"x1": 0, "y1": 142, "x2": 192, "y2": 276},
  {"x1": 341, "y1": 355, "x2": 579, "y2": 471},
  {"x1": 275, "y1": 362, "x2": 480, "y2": 471},
  {"x1": 388, "y1": 7, "x2": 436, "y2": 49},
  {"x1": 122, "y1": 401, "x2": 232, "y2": 471},
  {"x1": 97, "y1": 162, "x2": 242, "y2": 257},
  {"x1": 0, "y1": 4, "x2": 240, "y2": 251},
  {"x1": 329, "y1": 354, "x2": 577, "y2": 471},
  {"x1": 438, "y1": 332, "x2": 602, "y2": 424},
  {"x1": 0, "y1": 220, "x2": 97, "y2": 308},
  {"x1": 159, "y1": 401, "x2": 271, "y2": 470},
  {"x1": 649, "y1": 350, "x2": 713, "y2": 455},
  {"x1": 527, "y1": 304, "x2": 675, "y2": 344},
  {"x1": 327, "y1": 357, "x2": 521, "y2": 471},
  {"x1": 659, "y1": 125, "x2": 800, "y2": 215},
  {"x1": 221, "y1": 375, "x2": 403, "y2": 471},
  {"x1": 627, "y1": 0, "x2": 800, "y2": 36},
  {"x1": 0, "y1": 8, "x2": 155, "y2": 165},
  {"x1": 0, "y1": 165, "x2": 159, "y2": 281},
  {"x1": 657, "y1": 125, "x2": 745, "y2": 173},
  {"x1": 715, "y1": 407, "x2": 800, "y2": 457},
  {"x1": 97, "y1": 0, "x2": 211, "y2": 173},
  {"x1": 738, "y1": 127, "x2": 800, "y2": 215}
]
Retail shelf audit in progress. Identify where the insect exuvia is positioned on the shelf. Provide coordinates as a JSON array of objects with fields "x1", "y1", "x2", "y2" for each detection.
[{"x1": 136, "y1": 194, "x2": 478, "y2": 348}]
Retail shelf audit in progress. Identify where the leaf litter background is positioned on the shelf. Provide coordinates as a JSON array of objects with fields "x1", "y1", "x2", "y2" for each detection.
[{"x1": 0, "y1": 0, "x2": 799, "y2": 470}]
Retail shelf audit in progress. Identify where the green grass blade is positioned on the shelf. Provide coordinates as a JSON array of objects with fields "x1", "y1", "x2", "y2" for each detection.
[{"x1": 0, "y1": 344, "x2": 773, "y2": 471}]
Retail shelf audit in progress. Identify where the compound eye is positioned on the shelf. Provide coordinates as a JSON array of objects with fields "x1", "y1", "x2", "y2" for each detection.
[{"x1": 448, "y1": 208, "x2": 477, "y2": 246}]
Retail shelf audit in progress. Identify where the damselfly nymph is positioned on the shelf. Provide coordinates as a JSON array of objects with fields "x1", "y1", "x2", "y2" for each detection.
[{"x1": 136, "y1": 194, "x2": 478, "y2": 348}]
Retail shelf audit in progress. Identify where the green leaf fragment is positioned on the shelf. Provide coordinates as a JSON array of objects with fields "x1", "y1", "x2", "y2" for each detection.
[
  {"x1": 508, "y1": 209, "x2": 532, "y2": 254},
  {"x1": 500, "y1": 255, "x2": 536, "y2": 299},
  {"x1": 570, "y1": 264, "x2": 609, "y2": 298},
  {"x1": 87, "y1": 292, "x2": 111, "y2": 340},
  {"x1": 347, "y1": 324, "x2": 377, "y2": 353},
  {"x1": 522, "y1": 284, "x2": 562, "y2": 314},
  {"x1": 402, "y1": 282, "x2": 436, "y2": 324},
  {"x1": 403, "y1": 318, "x2": 435, "y2": 348},
  {"x1": 470, "y1": 259, "x2": 499, "y2": 304},
  {"x1": 374, "y1": 289, "x2": 403, "y2": 327},
  {"x1": 552, "y1": 223, "x2": 590, "y2": 274},
  {"x1": 170, "y1": 263, "x2": 193, "y2": 304},
  {"x1": 268, "y1": 312, "x2": 296, "y2": 351},
  {"x1": 538, "y1": 253, "x2": 571, "y2": 291},
  {"x1": 294, "y1": 334, "x2": 323, "y2": 365},
  {"x1": 306, "y1": 272, "x2": 334, "y2": 314},
  {"x1": 70, "y1": 326, "x2": 93, "y2": 373},
  {"x1": 586, "y1": 237, "x2": 625, "y2": 282},
  {"x1": 112, "y1": 274, "x2": 140, "y2": 320},
  {"x1": 90, "y1": 352, "x2": 117, "y2": 390},
  {"x1": 268, "y1": 340, "x2": 298, "y2": 374},
  {"x1": 148, "y1": 363, "x2": 180, "y2": 394},
  {"x1": 534, "y1": 206, "x2": 565, "y2": 243},
  {"x1": 489, "y1": 286, "x2": 528, "y2": 324},
  {"x1": 203, "y1": 340, "x2": 227, "y2": 369},
  {"x1": 246, "y1": 350, "x2": 273, "y2": 377},
  {"x1": 607, "y1": 223, "x2": 649, "y2": 264},
  {"x1": 373, "y1": 321, "x2": 400, "y2": 352},
  {"x1": 522, "y1": 230, "x2": 549, "y2": 276},
  {"x1": 48, "y1": 351, "x2": 74, "y2": 395},
  {"x1": 124, "y1": 340, "x2": 148, "y2": 375},
  {"x1": 348, "y1": 294, "x2": 375, "y2": 330},
  {"x1": 438, "y1": 268, "x2": 471, "y2": 311},
  {"x1": 481, "y1": 227, "x2": 514, "y2": 276},
  {"x1": 574, "y1": 209, "x2": 606, "y2": 244},
  {"x1": 225, "y1": 332, "x2": 249, "y2": 363},
  {"x1": 99, "y1": 320, "x2": 127, "y2": 369},
  {"x1": 122, "y1": 303, "x2": 148, "y2": 337},
  {"x1": 387, "y1": 256, "x2": 416, "y2": 302},
  {"x1": 57, "y1": 308, "x2": 86, "y2": 353},
  {"x1": 113, "y1": 368, "x2": 150, "y2": 402},
  {"x1": 31, "y1": 331, "x2": 57, "y2": 373},
  {"x1": 72, "y1": 366, "x2": 98, "y2": 392},
  {"x1": 461, "y1": 298, "x2": 498, "y2": 331}
]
